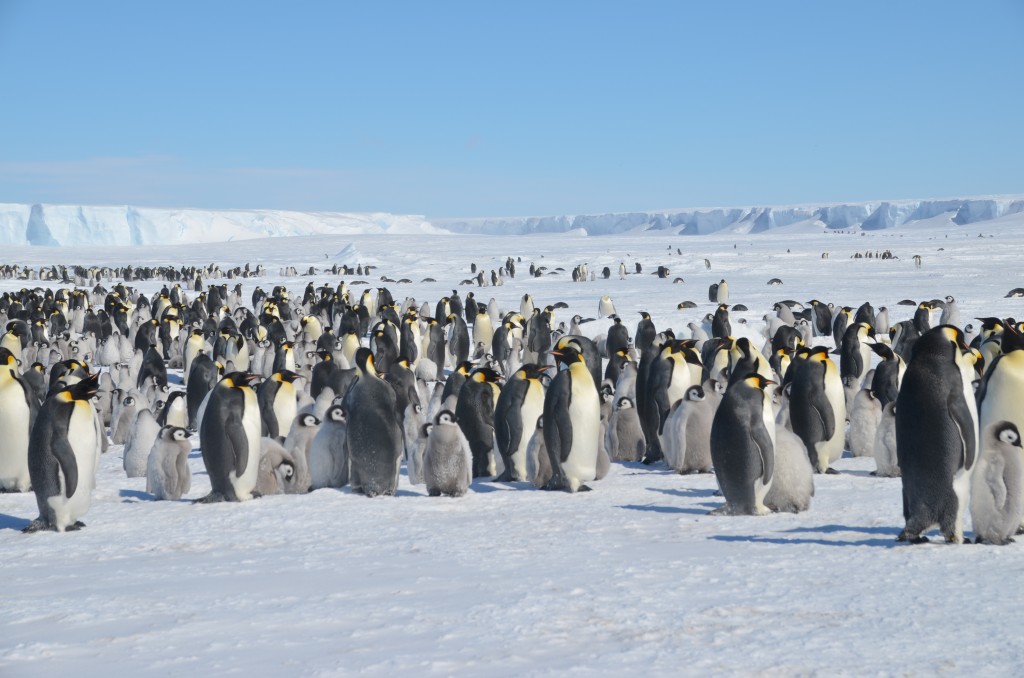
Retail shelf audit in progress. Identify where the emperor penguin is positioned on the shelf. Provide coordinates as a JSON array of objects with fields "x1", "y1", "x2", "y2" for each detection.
[
  {"x1": 526, "y1": 416, "x2": 552, "y2": 488},
  {"x1": 257, "y1": 370, "x2": 301, "y2": 441},
  {"x1": 872, "y1": 402, "x2": 900, "y2": 477},
  {"x1": 606, "y1": 396, "x2": 645, "y2": 463},
  {"x1": 970, "y1": 421, "x2": 1024, "y2": 545},
  {"x1": 284, "y1": 412, "x2": 321, "y2": 475},
  {"x1": 543, "y1": 345, "x2": 602, "y2": 492},
  {"x1": 123, "y1": 407, "x2": 161, "y2": 478},
  {"x1": 0, "y1": 348, "x2": 36, "y2": 492},
  {"x1": 196, "y1": 371, "x2": 262, "y2": 503},
  {"x1": 975, "y1": 324, "x2": 1024, "y2": 530},
  {"x1": 472, "y1": 310, "x2": 494, "y2": 353},
  {"x1": 146, "y1": 426, "x2": 192, "y2": 500},
  {"x1": 896, "y1": 326, "x2": 979, "y2": 544},
  {"x1": 847, "y1": 388, "x2": 882, "y2": 458},
  {"x1": 868, "y1": 343, "x2": 905, "y2": 408},
  {"x1": 455, "y1": 367, "x2": 502, "y2": 478},
  {"x1": 423, "y1": 410, "x2": 473, "y2": 497},
  {"x1": 661, "y1": 384, "x2": 713, "y2": 473},
  {"x1": 715, "y1": 279, "x2": 729, "y2": 304},
  {"x1": 709, "y1": 373, "x2": 776, "y2": 515},
  {"x1": 788, "y1": 346, "x2": 847, "y2": 473},
  {"x1": 493, "y1": 364, "x2": 548, "y2": 481},
  {"x1": 839, "y1": 322, "x2": 874, "y2": 388},
  {"x1": 764, "y1": 425, "x2": 815, "y2": 513},
  {"x1": 24, "y1": 373, "x2": 103, "y2": 532},
  {"x1": 598, "y1": 295, "x2": 616, "y2": 318},
  {"x1": 343, "y1": 348, "x2": 403, "y2": 497},
  {"x1": 308, "y1": 404, "x2": 349, "y2": 490},
  {"x1": 403, "y1": 402, "x2": 428, "y2": 485},
  {"x1": 182, "y1": 329, "x2": 207, "y2": 386}
]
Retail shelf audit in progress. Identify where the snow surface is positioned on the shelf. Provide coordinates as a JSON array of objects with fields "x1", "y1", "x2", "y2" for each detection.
[
  {"x1": 3, "y1": 216, "x2": 1024, "y2": 675},
  {"x1": 2, "y1": 194, "x2": 1024, "y2": 246}
]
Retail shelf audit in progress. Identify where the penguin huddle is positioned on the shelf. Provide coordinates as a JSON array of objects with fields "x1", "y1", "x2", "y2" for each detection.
[{"x1": 1, "y1": 262, "x2": 1023, "y2": 548}]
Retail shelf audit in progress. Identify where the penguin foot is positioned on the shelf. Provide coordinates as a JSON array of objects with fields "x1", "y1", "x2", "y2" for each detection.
[
  {"x1": 707, "y1": 505, "x2": 732, "y2": 516},
  {"x1": 493, "y1": 469, "x2": 513, "y2": 483},
  {"x1": 1016, "y1": 526, "x2": 1024, "y2": 536},
  {"x1": 65, "y1": 521, "x2": 86, "y2": 532},
  {"x1": 576, "y1": 484, "x2": 593, "y2": 492},
  {"x1": 825, "y1": 468, "x2": 840, "y2": 475},
  {"x1": 869, "y1": 471, "x2": 877, "y2": 476},
  {"x1": 193, "y1": 492, "x2": 225, "y2": 504},
  {"x1": 641, "y1": 453, "x2": 664, "y2": 466},
  {"x1": 251, "y1": 491, "x2": 263, "y2": 500},
  {"x1": 21, "y1": 519, "x2": 53, "y2": 534}
]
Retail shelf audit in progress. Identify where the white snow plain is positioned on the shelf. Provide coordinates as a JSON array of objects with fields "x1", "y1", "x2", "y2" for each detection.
[{"x1": 3, "y1": 214, "x2": 1024, "y2": 676}]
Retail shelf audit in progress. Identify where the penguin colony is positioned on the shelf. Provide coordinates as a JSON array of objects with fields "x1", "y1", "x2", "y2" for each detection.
[{"x1": 0, "y1": 256, "x2": 1021, "y2": 548}]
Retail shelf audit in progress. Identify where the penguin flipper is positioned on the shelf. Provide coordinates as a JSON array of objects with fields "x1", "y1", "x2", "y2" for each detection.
[
  {"x1": 750, "y1": 414, "x2": 774, "y2": 485},
  {"x1": 225, "y1": 413, "x2": 252, "y2": 477},
  {"x1": 51, "y1": 435, "x2": 79, "y2": 499},
  {"x1": 947, "y1": 391, "x2": 977, "y2": 471},
  {"x1": 809, "y1": 388, "x2": 836, "y2": 442}
]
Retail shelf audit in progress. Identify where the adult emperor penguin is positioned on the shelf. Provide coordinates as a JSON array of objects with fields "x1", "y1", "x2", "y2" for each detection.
[
  {"x1": 788, "y1": 346, "x2": 847, "y2": 473},
  {"x1": 970, "y1": 421, "x2": 1024, "y2": 545},
  {"x1": 257, "y1": 370, "x2": 301, "y2": 441},
  {"x1": 455, "y1": 367, "x2": 502, "y2": 478},
  {"x1": 543, "y1": 345, "x2": 602, "y2": 492},
  {"x1": 343, "y1": 348, "x2": 403, "y2": 496},
  {"x1": 0, "y1": 348, "x2": 35, "y2": 492},
  {"x1": 24, "y1": 373, "x2": 102, "y2": 532},
  {"x1": 493, "y1": 364, "x2": 548, "y2": 481},
  {"x1": 709, "y1": 373, "x2": 775, "y2": 515},
  {"x1": 839, "y1": 322, "x2": 874, "y2": 388},
  {"x1": 896, "y1": 325, "x2": 979, "y2": 544},
  {"x1": 182, "y1": 328, "x2": 207, "y2": 386},
  {"x1": 196, "y1": 371, "x2": 262, "y2": 503}
]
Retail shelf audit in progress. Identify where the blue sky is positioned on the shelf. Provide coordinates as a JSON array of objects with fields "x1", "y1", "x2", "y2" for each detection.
[{"x1": 0, "y1": 1, "x2": 1021, "y2": 217}]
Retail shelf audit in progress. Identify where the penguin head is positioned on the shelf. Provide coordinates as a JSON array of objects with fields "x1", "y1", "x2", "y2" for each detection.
[
  {"x1": 300, "y1": 413, "x2": 321, "y2": 427},
  {"x1": 354, "y1": 348, "x2": 379, "y2": 377},
  {"x1": 274, "y1": 370, "x2": 301, "y2": 384},
  {"x1": 162, "y1": 426, "x2": 191, "y2": 442},
  {"x1": 326, "y1": 404, "x2": 346, "y2": 423},
  {"x1": 454, "y1": 361, "x2": 473, "y2": 376},
  {"x1": 470, "y1": 367, "x2": 501, "y2": 384},
  {"x1": 435, "y1": 409, "x2": 458, "y2": 426},
  {"x1": 516, "y1": 364, "x2": 550, "y2": 381},
  {"x1": 685, "y1": 385, "x2": 706, "y2": 402},
  {"x1": 616, "y1": 396, "x2": 634, "y2": 410},
  {"x1": 62, "y1": 372, "x2": 99, "y2": 401},
  {"x1": 638, "y1": 311, "x2": 651, "y2": 320},
  {"x1": 222, "y1": 371, "x2": 259, "y2": 389},
  {"x1": 550, "y1": 346, "x2": 584, "y2": 366},
  {"x1": 0, "y1": 348, "x2": 16, "y2": 369},
  {"x1": 993, "y1": 421, "x2": 1022, "y2": 448},
  {"x1": 741, "y1": 373, "x2": 775, "y2": 391}
]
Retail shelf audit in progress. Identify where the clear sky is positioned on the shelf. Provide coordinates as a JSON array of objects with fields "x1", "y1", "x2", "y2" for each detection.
[{"x1": 0, "y1": 1, "x2": 1021, "y2": 217}]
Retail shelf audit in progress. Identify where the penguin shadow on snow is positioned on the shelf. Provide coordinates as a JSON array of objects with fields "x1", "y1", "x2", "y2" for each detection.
[
  {"x1": 647, "y1": 486, "x2": 719, "y2": 499},
  {"x1": 710, "y1": 524, "x2": 901, "y2": 548},
  {"x1": 0, "y1": 513, "x2": 31, "y2": 531},
  {"x1": 119, "y1": 489, "x2": 155, "y2": 502}
]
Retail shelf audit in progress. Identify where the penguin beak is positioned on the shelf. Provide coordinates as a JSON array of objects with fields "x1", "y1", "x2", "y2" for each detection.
[
  {"x1": 538, "y1": 365, "x2": 552, "y2": 372},
  {"x1": 549, "y1": 350, "x2": 563, "y2": 358}
]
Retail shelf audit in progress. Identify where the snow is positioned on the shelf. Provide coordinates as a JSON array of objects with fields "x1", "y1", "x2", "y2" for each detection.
[
  {"x1": 1, "y1": 194, "x2": 1024, "y2": 246},
  {"x1": 3, "y1": 215, "x2": 1024, "y2": 675}
]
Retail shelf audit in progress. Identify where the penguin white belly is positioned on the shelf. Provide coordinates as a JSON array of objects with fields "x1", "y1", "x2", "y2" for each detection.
[
  {"x1": 979, "y1": 362, "x2": 1024, "y2": 435},
  {"x1": 858, "y1": 343, "x2": 872, "y2": 384},
  {"x1": 513, "y1": 383, "x2": 544, "y2": 479},
  {"x1": 820, "y1": 372, "x2": 847, "y2": 465},
  {"x1": 47, "y1": 403, "x2": 100, "y2": 531},
  {"x1": 274, "y1": 383, "x2": 297, "y2": 439},
  {"x1": 1, "y1": 334, "x2": 21, "y2": 361},
  {"x1": 229, "y1": 389, "x2": 263, "y2": 500},
  {"x1": 0, "y1": 381, "x2": 31, "y2": 491},
  {"x1": 951, "y1": 361, "x2": 980, "y2": 540},
  {"x1": 560, "y1": 381, "x2": 601, "y2": 491},
  {"x1": 665, "y1": 364, "x2": 691, "y2": 408},
  {"x1": 753, "y1": 393, "x2": 777, "y2": 512}
]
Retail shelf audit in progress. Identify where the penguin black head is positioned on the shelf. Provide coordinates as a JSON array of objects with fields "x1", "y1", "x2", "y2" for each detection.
[
  {"x1": 222, "y1": 371, "x2": 259, "y2": 388},
  {"x1": 354, "y1": 348, "x2": 378, "y2": 376},
  {"x1": 435, "y1": 409, "x2": 458, "y2": 426},
  {"x1": 993, "y1": 421, "x2": 1022, "y2": 448},
  {"x1": 639, "y1": 311, "x2": 651, "y2": 320},
  {"x1": 685, "y1": 385, "x2": 706, "y2": 401},
  {"x1": 300, "y1": 413, "x2": 321, "y2": 427},
  {"x1": 516, "y1": 364, "x2": 551, "y2": 381},
  {"x1": 454, "y1": 361, "x2": 473, "y2": 376},
  {"x1": 274, "y1": 370, "x2": 301, "y2": 384},
  {"x1": 741, "y1": 373, "x2": 774, "y2": 390},
  {"x1": 470, "y1": 367, "x2": 501, "y2": 384},
  {"x1": 616, "y1": 396, "x2": 634, "y2": 410},
  {"x1": 0, "y1": 347, "x2": 16, "y2": 369},
  {"x1": 63, "y1": 372, "x2": 100, "y2": 401},
  {"x1": 326, "y1": 404, "x2": 346, "y2": 423}
]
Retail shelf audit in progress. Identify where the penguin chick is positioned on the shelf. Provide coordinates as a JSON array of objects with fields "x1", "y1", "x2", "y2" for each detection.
[
  {"x1": 256, "y1": 437, "x2": 306, "y2": 495},
  {"x1": 847, "y1": 388, "x2": 882, "y2": 458},
  {"x1": 764, "y1": 426, "x2": 815, "y2": 513},
  {"x1": 607, "y1": 396, "x2": 645, "y2": 463},
  {"x1": 872, "y1": 402, "x2": 900, "y2": 477},
  {"x1": 146, "y1": 426, "x2": 192, "y2": 500},
  {"x1": 123, "y1": 408, "x2": 161, "y2": 478},
  {"x1": 423, "y1": 410, "x2": 473, "y2": 497},
  {"x1": 526, "y1": 416, "x2": 551, "y2": 488},
  {"x1": 308, "y1": 404, "x2": 348, "y2": 490},
  {"x1": 971, "y1": 421, "x2": 1024, "y2": 545}
]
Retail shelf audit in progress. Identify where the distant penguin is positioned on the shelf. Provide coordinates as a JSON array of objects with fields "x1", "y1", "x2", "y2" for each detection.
[
  {"x1": 598, "y1": 295, "x2": 616, "y2": 318},
  {"x1": 543, "y1": 346, "x2": 602, "y2": 492},
  {"x1": 196, "y1": 371, "x2": 262, "y2": 503},
  {"x1": 0, "y1": 348, "x2": 35, "y2": 492},
  {"x1": 123, "y1": 407, "x2": 161, "y2": 478},
  {"x1": 606, "y1": 396, "x2": 645, "y2": 462},
  {"x1": 896, "y1": 326, "x2": 979, "y2": 544},
  {"x1": 635, "y1": 311, "x2": 656, "y2": 353},
  {"x1": 971, "y1": 421, "x2": 1024, "y2": 545},
  {"x1": 24, "y1": 374, "x2": 103, "y2": 532},
  {"x1": 873, "y1": 402, "x2": 900, "y2": 477},
  {"x1": 711, "y1": 304, "x2": 731, "y2": 339},
  {"x1": 146, "y1": 426, "x2": 192, "y2": 500},
  {"x1": 343, "y1": 348, "x2": 403, "y2": 497},
  {"x1": 494, "y1": 364, "x2": 548, "y2": 481},
  {"x1": 423, "y1": 410, "x2": 473, "y2": 497},
  {"x1": 709, "y1": 374, "x2": 775, "y2": 515},
  {"x1": 764, "y1": 426, "x2": 814, "y2": 513},
  {"x1": 308, "y1": 404, "x2": 348, "y2": 489},
  {"x1": 716, "y1": 279, "x2": 729, "y2": 304},
  {"x1": 847, "y1": 388, "x2": 882, "y2": 458}
]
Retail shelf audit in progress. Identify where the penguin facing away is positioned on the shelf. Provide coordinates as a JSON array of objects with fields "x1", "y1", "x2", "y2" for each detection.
[
  {"x1": 24, "y1": 373, "x2": 103, "y2": 532},
  {"x1": 896, "y1": 326, "x2": 979, "y2": 544},
  {"x1": 709, "y1": 374, "x2": 776, "y2": 515}
]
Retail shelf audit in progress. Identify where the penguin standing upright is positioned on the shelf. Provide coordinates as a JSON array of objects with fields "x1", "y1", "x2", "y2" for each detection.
[
  {"x1": 24, "y1": 374, "x2": 102, "y2": 532},
  {"x1": 635, "y1": 312, "x2": 656, "y2": 353},
  {"x1": 257, "y1": 370, "x2": 301, "y2": 441},
  {"x1": 661, "y1": 384, "x2": 713, "y2": 474},
  {"x1": 788, "y1": 346, "x2": 847, "y2": 473},
  {"x1": 455, "y1": 367, "x2": 502, "y2": 478},
  {"x1": 896, "y1": 326, "x2": 979, "y2": 544},
  {"x1": 0, "y1": 348, "x2": 36, "y2": 492},
  {"x1": 493, "y1": 364, "x2": 548, "y2": 481},
  {"x1": 308, "y1": 404, "x2": 348, "y2": 490},
  {"x1": 709, "y1": 373, "x2": 775, "y2": 515},
  {"x1": 716, "y1": 279, "x2": 729, "y2": 304},
  {"x1": 543, "y1": 346, "x2": 602, "y2": 492},
  {"x1": 839, "y1": 322, "x2": 874, "y2": 387},
  {"x1": 711, "y1": 304, "x2": 731, "y2": 339},
  {"x1": 146, "y1": 426, "x2": 192, "y2": 501},
  {"x1": 970, "y1": 421, "x2": 1024, "y2": 545},
  {"x1": 423, "y1": 410, "x2": 473, "y2": 497},
  {"x1": 196, "y1": 371, "x2": 262, "y2": 503},
  {"x1": 343, "y1": 348, "x2": 403, "y2": 497}
]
